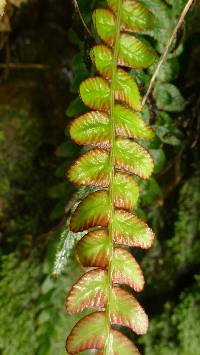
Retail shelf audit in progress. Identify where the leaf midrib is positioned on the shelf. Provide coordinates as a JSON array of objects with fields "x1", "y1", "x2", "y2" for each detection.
[{"x1": 104, "y1": 0, "x2": 123, "y2": 354}]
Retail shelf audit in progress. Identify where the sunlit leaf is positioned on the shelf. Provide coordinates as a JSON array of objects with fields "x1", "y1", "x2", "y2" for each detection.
[
  {"x1": 70, "y1": 185, "x2": 140, "y2": 232},
  {"x1": 113, "y1": 172, "x2": 139, "y2": 210},
  {"x1": 115, "y1": 138, "x2": 154, "y2": 179},
  {"x1": 70, "y1": 191, "x2": 154, "y2": 248},
  {"x1": 80, "y1": 77, "x2": 110, "y2": 110},
  {"x1": 77, "y1": 236, "x2": 145, "y2": 291},
  {"x1": 68, "y1": 149, "x2": 110, "y2": 187},
  {"x1": 93, "y1": 9, "x2": 116, "y2": 47},
  {"x1": 107, "y1": 0, "x2": 155, "y2": 32},
  {"x1": 93, "y1": 9, "x2": 157, "y2": 69},
  {"x1": 68, "y1": 140, "x2": 153, "y2": 186},
  {"x1": 90, "y1": 46, "x2": 141, "y2": 110},
  {"x1": 96, "y1": 329, "x2": 140, "y2": 355},
  {"x1": 70, "y1": 104, "x2": 154, "y2": 147},
  {"x1": 66, "y1": 269, "x2": 107, "y2": 313},
  {"x1": 76, "y1": 230, "x2": 109, "y2": 268},
  {"x1": 102, "y1": 328, "x2": 141, "y2": 354},
  {"x1": 90, "y1": 45, "x2": 113, "y2": 78},
  {"x1": 113, "y1": 209, "x2": 155, "y2": 249},
  {"x1": 114, "y1": 68, "x2": 141, "y2": 110},
  {"x1": 112, "y1": 247, "x2": 144, "y2": 291},
  {"x1": 70, "y1": 191, "x2": 109, "y2": 232},
  {"x1": 67, "y1": 277, "x2": 148, "y2": 333},
  {"x1": 114, "y1": 104, "x2": 155, "y2": 140},
  {"x1": 70, "y1": 110, "x2": 110, "y2": 147},
  {"x1": 66, "y1": 312, "x2": 140, "y2": 354},
  {"x1": 66, "y1": 312, "x2": 106, "y2": 354},
  {"x1": 110, "y1": 287, "x2": 148, "y2": 334},
  {"x1": 80, "y1": 75, "x2": 141, "y2": 111},
  {"x1": 118, "y1": 33, "x2": 157, "y2": 69}
]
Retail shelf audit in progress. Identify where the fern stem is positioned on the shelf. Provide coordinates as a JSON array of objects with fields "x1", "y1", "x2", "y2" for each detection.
[
  {"x1": 72, "y1": 0, "x2": 92, "y2": 37},
  {"x1": 142, "y1": 0, "x2": 195, "y2": 107},
  {"x1": 104, "y1": 0, "x2": 122, "y2": 354}
]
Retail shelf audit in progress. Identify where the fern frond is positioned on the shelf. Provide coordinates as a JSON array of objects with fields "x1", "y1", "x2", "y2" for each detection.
[
  {"x1": 66, "y1": 0, "x2": 157, "y2": 353},
  {"x1": 52, "y1": 226, "x2": 86, "y2": 277}
]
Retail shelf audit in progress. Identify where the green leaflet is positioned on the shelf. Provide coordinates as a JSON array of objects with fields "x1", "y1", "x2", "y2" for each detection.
[
  {"x1": 70, "y1": 103, "x2": 154, "y2": 146},
  {"x1": 70, "y1": 190, "x2": 154, "y2": 249},
  {"x1": 80, "y1": 72, "x2": 141, "y2": 110},
  {"x1": 90, "y1": 45, "x2": 141, "y2": 110},
  {"x1": 113, "y1": 104, "x2": 154, "y2": 139},
  {"x1": 102, "y1": 329, "x2": 140, "y2": 355},
  {"x1": 107, "y1": 0, "x2": 155, "y2": 32},
  {"x1": 68, "y1": 139, "x2": 153, "y2": 185},
  {"x1": 66, "y1": 312, "x2": 140, "y2": 354},
  {"x1": 93, "y1": 9, "x2": 157, "y2": 68},
  {"x1": 80, "y1": 77, "x2": 110, "y2": 110},
  {"x1": 70, "y1": 191, "x2": 109, "y2": 232},
  {"x1": 66, "y1": 312, "x2": 107, "y2": 354},
  {"x1": 70, "y1": 111, "x2": 110, "y2": 147},
  {"x1": 68, "y1": 149, "x2": 110, "y2": 187},
  {"x1": 112, "y1": 247, "x2": 144, "y2": 291},
  {"x1": 66, "y1": 272, "x2": 148, "y2": 333},
  {"x1": 118, "y1": 33, "x2": 157, "y2": 68},
  {"x1": 93, "y1": 9, "x2": 116, "y2": 47},
  {"x1": 66, "y1": 0, "x2": 157, "y2": 353},
  {"x1": 76, "y1": 230, "x2": 110, "y2": 268},
  {"x1": 112, "y1": 172, "x2": 139, "y2": 209},
  {"x1": 113, "y1": 209, "x2": 155, "y2": 248},
  {"x1": 110, "y1": 287, "x2": 148, "y2": 334},
  {"x1": 66, "y1": 269, "x2": 108, "y2": 313},
  {"x1": 115, "y1": 138, "x2": 154, "y2": 178},
  {"x1": 90, "y1": 45, "x2": 113, "y2": 78},
  {"x1": 77, "y1": 233, "x2": 144, "y2": 291}
]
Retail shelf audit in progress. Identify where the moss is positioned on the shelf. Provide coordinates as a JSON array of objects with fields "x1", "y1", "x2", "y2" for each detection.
[
  {"x1": 167, "y1": 168, "x2": 200, "y2": 268},
  {"x1": 0, "y1": 253, "x2": 40, "y2": 354},
  {"x1": 141, "y1": 279, "x2": 200, "y2": 355},
  {"x1": 0, "y1": 105, "x2": 40, "y2": 222}
]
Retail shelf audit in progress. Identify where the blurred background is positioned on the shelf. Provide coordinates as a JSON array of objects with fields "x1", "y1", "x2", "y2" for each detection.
[{"x1": 0, "y1": 0, "x2": 200, "y2": 354}]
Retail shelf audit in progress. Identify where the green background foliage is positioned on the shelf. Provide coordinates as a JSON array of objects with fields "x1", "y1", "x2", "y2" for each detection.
[{"x1": 0, "y1": 0, "x2": 200, "y2": 354}]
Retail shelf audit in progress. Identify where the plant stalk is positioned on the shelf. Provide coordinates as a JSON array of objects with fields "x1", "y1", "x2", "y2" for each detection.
[
  {"x1": 104, "y1": 0, "x2": 122, "y2": 354},
  {"x1": 142, "y1": 0, "x2": 195, "y2": 107}
]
